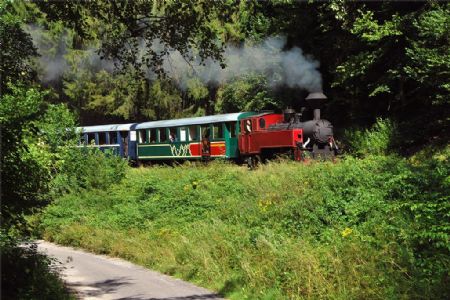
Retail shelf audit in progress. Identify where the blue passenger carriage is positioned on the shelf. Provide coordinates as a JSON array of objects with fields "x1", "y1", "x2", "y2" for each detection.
[{"x1": 77, "y1": 123, "x2": 137, "y2": 159}]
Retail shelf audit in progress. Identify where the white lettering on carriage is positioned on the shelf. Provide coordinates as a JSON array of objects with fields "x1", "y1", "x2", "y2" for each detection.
[{"x1": 170, "y1": 144, "x2": 192, "y2": 156}]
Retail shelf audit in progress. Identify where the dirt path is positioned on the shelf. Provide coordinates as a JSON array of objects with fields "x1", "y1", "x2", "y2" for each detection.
[{"x1": 36, "y1": 240, "x2": 224, "y2": 300}]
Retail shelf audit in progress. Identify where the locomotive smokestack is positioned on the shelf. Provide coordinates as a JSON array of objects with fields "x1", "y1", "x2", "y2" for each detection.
[{"x1": 306, "y1": 92, "x2": 327, "y2": 120}]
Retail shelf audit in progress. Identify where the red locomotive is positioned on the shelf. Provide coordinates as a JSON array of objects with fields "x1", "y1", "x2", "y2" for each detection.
[{"x1": 238, "y1": 92, "x2": 338, "y2": 167}]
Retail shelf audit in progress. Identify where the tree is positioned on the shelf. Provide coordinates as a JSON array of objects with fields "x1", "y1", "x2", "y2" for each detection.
[
  {"x1": 0, "y1": 2, "x2": 38, "y2": 93},
  {"x1": 34, "y1": 1, "x2": 241, "y2": 74}
]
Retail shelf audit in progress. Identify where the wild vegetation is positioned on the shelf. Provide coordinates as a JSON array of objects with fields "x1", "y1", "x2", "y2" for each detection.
[
  {"x1": 37, "y1": 131, "x2": 449, "y2": 299},
  {"x1": 1, "y1": 0, "x2": 449, "y2": 299}
]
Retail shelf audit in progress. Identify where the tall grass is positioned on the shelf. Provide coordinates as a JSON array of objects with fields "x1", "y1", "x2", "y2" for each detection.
[{"x1": 36, "y1": 147, "x2": 450, "y2": 299}]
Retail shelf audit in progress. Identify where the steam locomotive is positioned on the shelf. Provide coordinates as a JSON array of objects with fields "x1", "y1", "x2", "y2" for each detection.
[{"x1": 77, "y1": 92, "x2": 338, "y2": 165}]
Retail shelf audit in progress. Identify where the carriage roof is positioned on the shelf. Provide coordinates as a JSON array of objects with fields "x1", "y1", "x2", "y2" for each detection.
[
  {"x1": 77, "y1": 123, "x2": 135, "y2": 133},
  {"x1": 135, "y1": 112, "x2": 254, "y2": 130}
]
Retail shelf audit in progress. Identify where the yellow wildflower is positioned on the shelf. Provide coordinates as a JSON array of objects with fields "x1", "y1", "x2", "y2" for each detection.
[{"x1": 341, "y1": 227, "x2": 353, "y2": 237}]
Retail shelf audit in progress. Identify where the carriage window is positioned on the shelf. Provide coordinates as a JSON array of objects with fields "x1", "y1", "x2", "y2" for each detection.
[
  {"x1": 259, "y1": 118, "x2": 266, "y2": 129},
  {"x1": 120, "y1": 131, "x2": 129, "y2": 140},
  {"x1": 213, "y1": 124, "x2": 223, "y2": 139},
  {"x1": 139, "y1": 130, "x2": 146, "y2": 143},
  {"x1": 168, "y1": 128, "x2": 177, "y2": 142},
  {"x1": 159, "y1": 128, "x2": 167, "y2": 142},
  {"x1": 201, "y1": 125, "x2": 210, "y2": 138},
  {"x1": 98, "y1": 132, "x2": 107, "y2": 145},
  {"x1": 150, "y1": 129, "x2": 157, "y2": 143},
  {"x1": 79, "y1": 135, "x2": 86, "y2": 145},
  {"x1": 87, "y1": 133, "x2": 96, "y2": 144},
  {"x1": 226, "y1": 122, "x2": 236, "y2": 138},
  {"x1": 189, "y1": 126, "x2": 197, "y2": 141},
  {"x1": 109, "y1": 132, "x2": 118, "y2": 144},
  {"x1": 179, "y1": 127, "x2": 187, "y2": 142}
]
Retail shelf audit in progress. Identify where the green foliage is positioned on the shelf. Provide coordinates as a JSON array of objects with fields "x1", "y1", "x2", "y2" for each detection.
[
  {"x1": 0, "y1": 235, "x2": 73, "y2": 300},
  {"x1": 147, "y1": 80, "x2": 183, "y2": 120},
  {"x1": 0, "y1": 3, "x2": 37, "y2": 91},
  {"x1": 216, "y1": 75, "x2": 277, "y2": 112},
  {"x1": 34, "y1": 1, "x2": 239, "y2": 74},
  {"x1": 0, "y1": 84, "x2": 50, "y2": 230},
  {"x1": 39, "y1": 154, "x2": 450, "y2": 299},
  {"x1": 50, "y1": 148, "x2": 127, "y2": 195},
  {"x1": 35, "y1": 103, "x2": 78, "y2": 151},
  {"x1": 404, "y1": 4, "x2": 450, "y2": 105},
  {"x1": 344, "y1": 118, "x2": 397, "y2": 156},
  {"x1": 187, "y1": 78, "x2": 209, "y2": 101},
  {"x1": 0, "y1": 84, "x2": 82, "y2": 298},
  {"x1": 351, "y1": 10, "x2": 402, "y2": 42},
  {"x1": 328, "y1": 2, "x2": 449, "y2": 133},
  {"x1": 401, "y1": 147, "x2": 450, "y2": 289}
]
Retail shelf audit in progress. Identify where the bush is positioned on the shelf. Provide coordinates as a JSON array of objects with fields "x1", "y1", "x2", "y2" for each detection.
[
  {"x1": 344, "y1": 118, "x2": 397, "y2": 156},
  {"x1": 50, "y1": 147, "x2": 128, "y2": 195}
]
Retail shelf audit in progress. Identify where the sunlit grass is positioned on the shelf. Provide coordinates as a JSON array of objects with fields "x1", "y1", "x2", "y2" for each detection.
[{"x1": 38, "y1": 152, "x2": 449, "y2": 299}]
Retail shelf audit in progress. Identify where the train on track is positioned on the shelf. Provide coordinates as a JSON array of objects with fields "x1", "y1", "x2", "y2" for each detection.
[{"x1": 77, "y1": 92, "x2": 338, "y2": 166}]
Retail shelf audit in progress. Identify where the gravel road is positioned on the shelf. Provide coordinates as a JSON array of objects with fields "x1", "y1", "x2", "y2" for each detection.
[{"x1": 36, "y1": 240, "x2": 224, "y2": 300}]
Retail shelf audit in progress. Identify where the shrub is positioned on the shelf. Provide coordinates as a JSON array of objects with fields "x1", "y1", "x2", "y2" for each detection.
[
  {"x1": 344, "y1": 118, "x2": 397, "y2": 156},
  {"x1": 50, "y1": 147, "x2": 128, "y2": 195}
]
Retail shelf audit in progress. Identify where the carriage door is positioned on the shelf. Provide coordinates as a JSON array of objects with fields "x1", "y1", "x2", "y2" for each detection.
[
  {"x1": 120, "y1": 131, "x2": 129, "y2": 158},
  {"x1": 200, "y1": 125, "x2": 211, "y2": 158},
  {"x1": 242, "y1": 119, "x2": 252, "y2": 153}
]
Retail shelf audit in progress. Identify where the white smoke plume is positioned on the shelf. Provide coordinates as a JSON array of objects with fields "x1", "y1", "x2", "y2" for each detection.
[
  {"x1": 25, "y1": 24, "x2": 69, "y2": 82},
  {"x1": 25, "y1": 24, "x2": 322, "y2": 92},
  {"x1": 151, "y1": 36, "x2": 322, "y2": 92},
  {"x1": 25, "y1": 25, "x2": 114, "y2": 82}
]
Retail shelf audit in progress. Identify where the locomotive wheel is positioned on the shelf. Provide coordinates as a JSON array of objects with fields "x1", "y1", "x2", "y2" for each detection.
[
  {"x1": 246, "y1": 156, "x2": 254, "y2": 169},
  {"x1": 247, "y1": 155, "x2": 262, "y2": 169}
]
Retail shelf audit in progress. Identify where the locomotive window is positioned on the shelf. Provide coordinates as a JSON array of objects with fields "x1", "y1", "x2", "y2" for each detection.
[
  {"x1": 159, "y1": 128, "x2": 167, "y2": 142},
  {"x1": 98, "y1": 132, "x2": 107, "y2": 145},
  {"x1": 259, "y1": 118, "x2": 266, "y2": 129},
  {"x1": 213, "y1": 124, "x2": 223, "y2": 139},
  {"x1": 201, "y1": 125, "x2": 210, "y2": 138},
  {"x1": 189, "y1": 126, "x2": 197, "y2": 141},
  {"x1": 109, "y1": 132, "x2": 118, "y2": 144},
  {"x1": 226, "y1": 122, "x2": 236, "y2": 137},
  {"x1": 150, "y1": 129, "x2": 157, "y2": 143}
]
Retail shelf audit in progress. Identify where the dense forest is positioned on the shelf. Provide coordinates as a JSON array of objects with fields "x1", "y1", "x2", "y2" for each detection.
[{"x1": 1, "y1": 1, "x2": 449, "y2": 299}]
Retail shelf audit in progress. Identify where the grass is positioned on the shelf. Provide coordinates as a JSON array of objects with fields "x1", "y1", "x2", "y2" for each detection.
[{"x1": 36, "y1": 151, "x2": 449, "y2": 299}]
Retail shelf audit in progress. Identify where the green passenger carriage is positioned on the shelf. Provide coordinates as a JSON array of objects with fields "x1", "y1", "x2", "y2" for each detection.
[{"x1": 134, "y1": 112, "x2": 256, "y2": 161}]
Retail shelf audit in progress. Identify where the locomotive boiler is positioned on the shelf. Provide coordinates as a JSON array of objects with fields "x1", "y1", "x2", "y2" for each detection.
[{"x1": 238, "y1": 92, "x2": 338, "y2": 166}]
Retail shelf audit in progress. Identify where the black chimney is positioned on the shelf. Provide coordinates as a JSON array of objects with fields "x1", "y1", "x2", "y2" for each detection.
[{"x1": 305, "y1": 92, "x2": 327, "y2": 120}]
